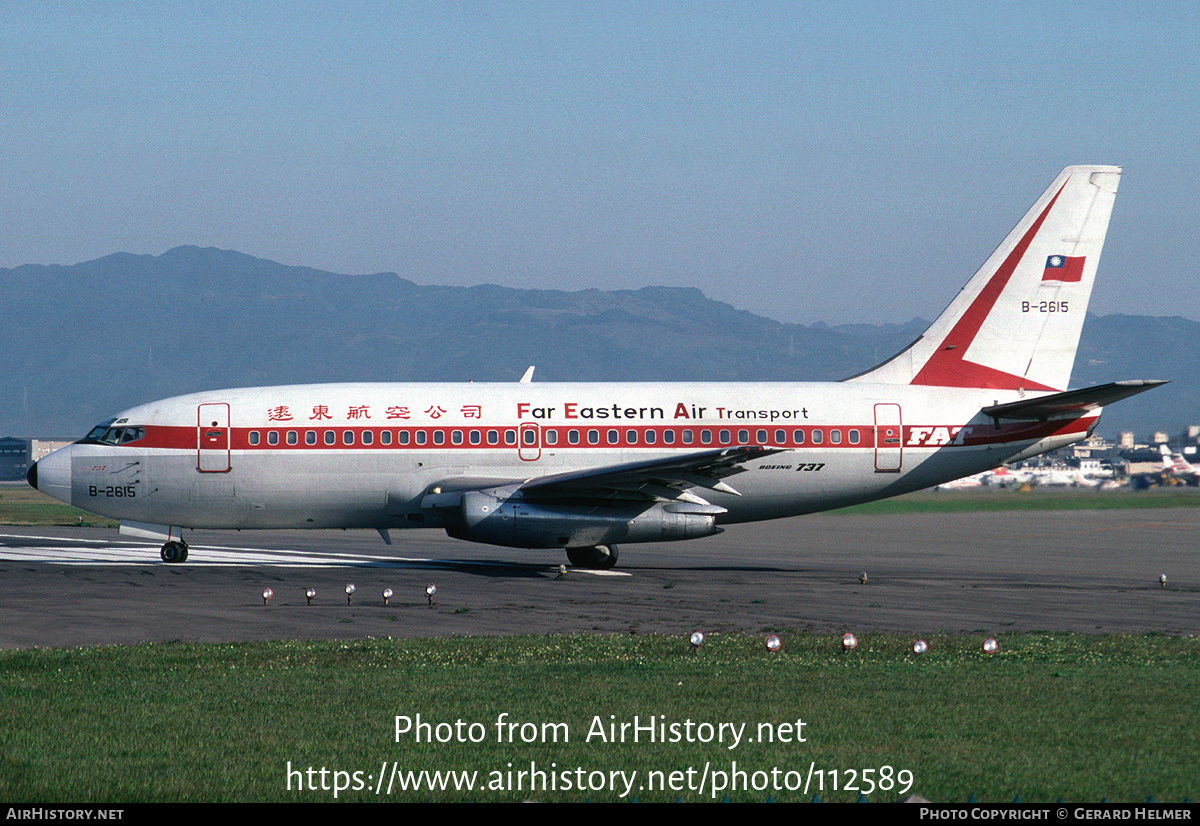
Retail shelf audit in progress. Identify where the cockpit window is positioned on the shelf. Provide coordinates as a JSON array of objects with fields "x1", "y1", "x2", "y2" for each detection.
[
  {"x1": 83, "y1": 419, "x2": 117, "y2": 442},
  {"x1": 79, "y1": 422, "x2": 145, "y2": 446}
]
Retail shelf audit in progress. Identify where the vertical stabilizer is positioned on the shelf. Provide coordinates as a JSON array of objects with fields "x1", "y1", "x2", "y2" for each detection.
[{"x1": 848, "y1": 166, "x2": 1120, "y2": 391}]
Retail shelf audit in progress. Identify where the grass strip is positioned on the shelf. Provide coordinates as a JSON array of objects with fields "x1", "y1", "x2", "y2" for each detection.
[{"x1": 1, "y1": 632, "x2": 1196, "y2": 803}]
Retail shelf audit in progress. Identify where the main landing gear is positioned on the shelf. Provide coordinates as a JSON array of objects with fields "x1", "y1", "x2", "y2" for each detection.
[
  {"x1": 566, "y1": 544, "x2": 619, "y2": 570},
  {"x1": 160, "y1": 540, "x2": 189, "y2": 564}
]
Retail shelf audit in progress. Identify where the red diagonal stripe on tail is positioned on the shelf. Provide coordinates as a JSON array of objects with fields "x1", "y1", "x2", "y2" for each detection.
[{"x1": 910, "y1": 179, "x2": 1069, "y2": 390}]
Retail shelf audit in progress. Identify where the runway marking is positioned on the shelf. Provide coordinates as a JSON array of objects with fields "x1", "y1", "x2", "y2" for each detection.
[{"x1": 0, "y1": 534, "x2": 631, "y2": 574}]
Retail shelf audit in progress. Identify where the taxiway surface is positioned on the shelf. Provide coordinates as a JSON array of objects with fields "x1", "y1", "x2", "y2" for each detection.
[{"x1": 1, "y1": 508, "x2": 1196, "y2": 649}]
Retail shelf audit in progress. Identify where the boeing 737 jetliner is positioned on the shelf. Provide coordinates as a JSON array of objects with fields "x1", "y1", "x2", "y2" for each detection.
[{"x1": 28, "y1": 166, "x2": 1163, "y2": 566}]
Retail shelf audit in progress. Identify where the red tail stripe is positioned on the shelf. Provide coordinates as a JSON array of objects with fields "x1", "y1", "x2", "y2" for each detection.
[{"x1": 911, "y1": 178, "x2": 1069, "y2": 390}]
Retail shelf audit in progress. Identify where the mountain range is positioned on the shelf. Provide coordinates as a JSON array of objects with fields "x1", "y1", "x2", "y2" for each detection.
[{"x1": 2, "y1": 246, "x2": 1193, "y2": 440}]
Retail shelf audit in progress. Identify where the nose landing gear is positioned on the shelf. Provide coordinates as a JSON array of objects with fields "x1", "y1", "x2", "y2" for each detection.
[{"x1": 161, "y1": 541, "x2": 189, "y2": 563}]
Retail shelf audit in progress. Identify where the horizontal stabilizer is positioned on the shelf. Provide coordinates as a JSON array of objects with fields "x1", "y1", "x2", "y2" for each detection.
[{"x1": 980, "y1": 380, "x2": 1167, "y2": 421}]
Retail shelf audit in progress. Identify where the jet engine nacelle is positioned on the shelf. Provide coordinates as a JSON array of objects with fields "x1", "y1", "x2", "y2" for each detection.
[{"x1": 448, "y1": 490, "x2": 724, "y2": 549}]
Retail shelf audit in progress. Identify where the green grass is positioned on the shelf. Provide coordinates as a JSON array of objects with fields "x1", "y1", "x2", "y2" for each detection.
[
  {"x1": 0, "y1": 486, "x2": 117, "y2": 527},
  {"x1": 1, "y1": 633, "x2": 1196, "y2": 803}
]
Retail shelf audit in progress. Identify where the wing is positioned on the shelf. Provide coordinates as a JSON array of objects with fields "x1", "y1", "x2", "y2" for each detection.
[
  {"x1": 419, "y1": 446, "x2": 783, "y2": 510},
  {"x1": 520, "y1": 446, "x2": 783, "y2": 500}
]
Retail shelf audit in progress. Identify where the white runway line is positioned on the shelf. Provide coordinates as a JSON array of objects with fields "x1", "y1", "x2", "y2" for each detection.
[{"x1": 0, "y1": 534, "x2": 630, "y2": 574}]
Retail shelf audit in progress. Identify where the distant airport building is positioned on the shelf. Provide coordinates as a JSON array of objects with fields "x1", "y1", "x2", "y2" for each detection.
[
  {"x1": 1071, "y1": 434, "x2": 1111, "y2": 458},
  {"x1": 0, "y1": 437, "x2": 30, "y2": 481},
  {"x1": 0, "y1": 438, "x2": 72, "y2": 481},
  {"x1": 31, "y1": 440, "x2": 72, "y2": 461}
]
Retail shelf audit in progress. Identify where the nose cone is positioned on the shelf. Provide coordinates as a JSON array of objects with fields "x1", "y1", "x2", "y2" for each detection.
[{"x1": 29, "y1": 446, "x2": 73, "y2": 506}]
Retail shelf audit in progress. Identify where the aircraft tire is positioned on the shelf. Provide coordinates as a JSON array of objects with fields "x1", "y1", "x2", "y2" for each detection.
[
  {"x1": 161, "y1": 541, "x2": 188, "y2": 564},
  {"x1": 566, "y1": 544, "x2": 619, "y2": 570}
]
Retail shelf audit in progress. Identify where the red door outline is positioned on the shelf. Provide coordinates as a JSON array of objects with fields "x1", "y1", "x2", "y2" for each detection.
[
  {"x1": 518, "y1": 422, "x2": 541, "y2": 461},
  {"x1": 197, "y1": 403, "x2": 231, "y2": 473},
  {"x1": 874, "y1": 403, "x2": 903, "y2": 473}
]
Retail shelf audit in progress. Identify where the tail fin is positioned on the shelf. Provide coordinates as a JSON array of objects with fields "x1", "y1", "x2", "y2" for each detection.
[
  {"x1": 1162, "y1": 444, "x2": 1194, "y2": 474},
  {"x1": 848, "y1": 165, "x2": 1121, "y2": 391}
]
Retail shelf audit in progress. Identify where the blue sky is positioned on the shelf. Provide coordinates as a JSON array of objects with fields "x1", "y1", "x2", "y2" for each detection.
[{"x1": 3, "y1": 1, "x2": 1197, "y2": 324}]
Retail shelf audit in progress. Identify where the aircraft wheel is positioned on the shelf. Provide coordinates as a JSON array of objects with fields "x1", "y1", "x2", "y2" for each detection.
[
  {"x1": 161, "y1": 541, "x2": 188, "y2": 564},
  {"x1": 566, "y1": 544, "x2": 619, "y2": 570}
]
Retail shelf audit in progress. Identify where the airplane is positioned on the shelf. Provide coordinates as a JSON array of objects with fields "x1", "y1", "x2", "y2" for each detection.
[
  {"x1": 27, "y1": 165, "x2": 1165, "y2": 567},
  {"x1": 981, "y1": 465, "x2": 1035, "y2": 488},
  {"x1": 1161, "y1": 444, "x2": 1199, "y2": 486}
]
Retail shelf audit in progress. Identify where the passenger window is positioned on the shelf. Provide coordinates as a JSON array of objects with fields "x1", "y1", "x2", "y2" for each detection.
[
  {"x1": 343, "y1": 431, "x2": 354, "y2": 445},
  {"x1": 662, "y1": 430, "x2": 674, "y2": 444},
  {"x1": 433, "y1": 430, "x2": 444, "y2": 445},
  {"x1": 719, "y1": 430, "x2": 731, "y2": 444},
  {"x1": 398, "y1": 431, "x2": 410, "y2": 445},
  {"x1": 306, "y1": 431, "x2": 316, "y2": 445},
  {"x1": 487, "y1": 430, "x2": 499, "y2": 445},
  {"x1": 324, "y1": 431, "x2": 335, "y2": 445},
  {"x1": 607, "y1": 429, "x2": 619, "y2": 445},
  {"x1": 361, "y1": 430, "x2": 373, "y2": 446},
  {"x1": 380, "y1": 430, "x2": 392, "y2": 445},
  {"x1": 267, "y1": 431, "x2": 279, "y2": 446},
  {"x1": 469, "y1": 430, "x2": 481, "y2": 445},
  {"x1": 682, "y1": 429, "x2": 693, "y2": 444},
  {"x1": 700, "y1": 430, "x2": 711, "y2": 444},
  {"x1": 415, "y1": 431, "x2": 427, "y2": 445},
  {"x1": 249, "y1": 431, "x2": 260, "y2": 446},
  {"x1": 568, "y1": 429, "x2": 580, "y2": 445},
  {"x1": 504, "y1": 430, "x2": 516, "y2": 446},
  {"x1": 849, "y1": 429, "x2": 860, "y2": 445},
  {"x1": 775, "y1": 429, "x2": 786, "y2": 444},
  {"x1": 793, "y1": 429, "x2": 805, "y2": 444},
  {"x1": 588, "y1": 430, "x2": 599, "y2": 445},
  {"x1": 544, "y1": 429, "x2": 557, "y2": 446},
  {"x1": 830, "y1": 429, "x2": 842, "y2": 444},
  {"x1": 287, "y1": 431, "x2": 298, "y2": 445},
  {"x1": 451, "y1": 430, "x2": 463, "y2": 445},
  {"x1": 812, "y1": 429, "x2": 823, "y2": 444},
  {"x1": 626, "y1": 429, "x2": 637, "y2": 444},
  {"x1": 645, "y1": 430, "x2": 656, "y2": 445}
]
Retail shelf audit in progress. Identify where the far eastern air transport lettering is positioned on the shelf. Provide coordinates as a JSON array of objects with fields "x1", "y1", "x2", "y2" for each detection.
[{"x1": 28, "y1": 166, "x2": 1163, "y2": 568}]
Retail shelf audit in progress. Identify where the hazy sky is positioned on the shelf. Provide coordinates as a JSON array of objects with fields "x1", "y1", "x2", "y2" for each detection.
[{"x1": 3, "y1": 2, "x2": 1197, "y2": 325}]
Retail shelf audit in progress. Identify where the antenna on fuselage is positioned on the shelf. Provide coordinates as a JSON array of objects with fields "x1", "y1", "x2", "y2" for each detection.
[{"x1": 519, "y1": 366, "x2": 535, "y2": 383}]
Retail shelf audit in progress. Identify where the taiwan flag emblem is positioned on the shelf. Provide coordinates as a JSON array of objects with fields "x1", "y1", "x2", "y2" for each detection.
[{"x1": 1042, "y1": 254, "x2": 1085, "y2": 282}]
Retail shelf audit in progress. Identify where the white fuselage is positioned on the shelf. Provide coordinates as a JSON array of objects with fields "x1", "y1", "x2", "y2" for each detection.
[{"x1": 36, "y1": 380, "x2": 1096, "y2": 539}]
